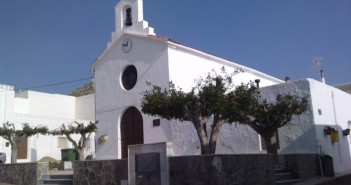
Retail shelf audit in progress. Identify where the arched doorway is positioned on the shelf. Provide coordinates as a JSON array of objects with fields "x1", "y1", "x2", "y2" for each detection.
[{"x1": 120, "y1": 106, "x2": 144, "y2": 158}]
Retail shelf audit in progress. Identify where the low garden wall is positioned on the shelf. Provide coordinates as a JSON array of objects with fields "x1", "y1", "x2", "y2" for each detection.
[
  {"x1": 169, "y1": 154, "x2": 275, "y2": 185},
  {"x1": 0, "y1": 162, "x2": 48, "y2": 185},
  {"x1": 0, "y1": 154, "x2": 320, "y2": 185},
  {"x1": 73, "y1": 154, "x2": 275, "y2": 185},
  {"x1": 73, "y1": 159, "x2": 128, "y2": 185}
]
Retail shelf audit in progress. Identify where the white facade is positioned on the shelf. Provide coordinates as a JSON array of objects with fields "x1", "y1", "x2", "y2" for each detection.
[
  {"x1": 0, "y1": 85, "x2": 95, "y2": 163},
  {"x1": 93, "y1": 0, "x2": 283, "y2": 160}
]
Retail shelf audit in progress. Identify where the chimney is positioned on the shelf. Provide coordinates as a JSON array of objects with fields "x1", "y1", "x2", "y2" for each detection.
[
  {"x1": 254, "y1": 79, "x2": 260, "y2": 88},
  {"x1": 320, "y1": 70, "x2": 326, "y2": 84},
  {"x1": 285, "y1": 77, "x2": 290, "y2": 83}
]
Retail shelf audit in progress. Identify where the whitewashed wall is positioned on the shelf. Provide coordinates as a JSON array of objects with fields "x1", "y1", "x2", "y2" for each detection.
[
  {"x1": 166, "y1": 44, "x2": 283, "y2": 156},
  {"x1": 309, "y1": 79, "x2": 351, "y2": 173},
  {"x1": 76, "y1": 94, "x2": 95, "y2": 121},
  {"x1": 259, "y1": 80, "x2": 317, "y2": 154},
  {"x1": 167, "y1": 44, "x2": 282, "y2": 92},
  {"x1": 16, "y1": 91, "x2": 76, "y2": 119},
  {"x1": 94, "y1": 34, "x2": 173, "y2": 159}
]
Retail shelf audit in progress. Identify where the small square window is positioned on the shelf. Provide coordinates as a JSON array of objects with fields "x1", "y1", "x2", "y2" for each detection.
[
  {"x1": 318, "y1": 109, "x2": 322, "y2": 115},
  {"x1": 153, "y1": 119, "x2": 160, "y2": 127},
  {"x1": 57, "y1": 137, "x2": 68, "y2": 148}
]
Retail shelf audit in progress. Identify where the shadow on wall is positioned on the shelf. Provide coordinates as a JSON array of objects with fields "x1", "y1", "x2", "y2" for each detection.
[{"x1": 280, "y1": 126, "x2": 319, "y2": 154}]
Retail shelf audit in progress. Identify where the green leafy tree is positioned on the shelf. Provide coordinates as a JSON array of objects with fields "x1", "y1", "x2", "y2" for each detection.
[
  {"x1": 0, "y1": 122, "x2": 48, "y2": 163},
  {"x1": 142, "y1": 68, "x2": 308, "y2": 156},
  {"x1": 242, "y1": 92, "x2": 308, "y2": 157},
  {"x1": 51, "y1": 121, "x2": 97, "y2": 160},
  {"x1": 70, "y1": 81, "x2": 94, "y2": 97},
  {"x1": 142, "y1": 68, "x2": 248, "y2": 154}
]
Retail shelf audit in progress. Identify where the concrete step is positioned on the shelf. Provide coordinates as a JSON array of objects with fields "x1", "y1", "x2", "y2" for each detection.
[
  {"x1": 276, "y1": 178, "x2": 301, "y2": 185},
  {"x1": 276, "y1": 172, "x2": 295, "y2": 181},
  {"x1": 42, "y1": 174, "x2": 73, "y2": 180},
  {"x1": 37, "y1": 173, "x2": 73, "y2": 185},
  {"x1": 37, "y1": 179, "x2": 73, "y2": 185},
  {"x1": 275, "y1": 168, "x2": 300, "y2": 185}
]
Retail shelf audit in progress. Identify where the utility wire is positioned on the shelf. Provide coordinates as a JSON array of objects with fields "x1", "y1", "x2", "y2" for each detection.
[{"x1": 14, "y1": 77, "x2": 93, "y2": 92}]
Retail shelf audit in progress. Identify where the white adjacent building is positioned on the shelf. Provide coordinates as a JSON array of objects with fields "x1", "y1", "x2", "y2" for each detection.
[
  {"x1": 0, "y1": 84, "x2": 95, "y2": 163},
  {"x1": 260, "y1": 79, "x2": 351, "y2": 174}
]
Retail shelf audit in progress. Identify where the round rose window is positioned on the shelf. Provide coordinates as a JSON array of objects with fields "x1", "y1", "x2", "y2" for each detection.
[{"x1": 122, "y1": 65, "x2": 137, "y2": 90}]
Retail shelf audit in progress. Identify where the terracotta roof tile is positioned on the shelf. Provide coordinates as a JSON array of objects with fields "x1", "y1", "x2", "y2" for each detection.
[{"x1": 334, "y1": 83, "x2": 351, "y2": 94}]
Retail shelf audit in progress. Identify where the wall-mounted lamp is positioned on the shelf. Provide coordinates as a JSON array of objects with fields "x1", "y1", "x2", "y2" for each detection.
[
  {"x1": 343, "y1": 129, "x2": 350, "y2": 136},
  {"x1": 324, "y1": 126, "x2": 333, "y2": 135},
  {"x1": 98, "y1": 134, "x2": 109, "y2": 144}
]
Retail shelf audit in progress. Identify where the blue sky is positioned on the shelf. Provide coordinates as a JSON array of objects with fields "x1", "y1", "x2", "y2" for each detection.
[{"x1": 1, "y1": 0, "x2": 350, "y2": 95}]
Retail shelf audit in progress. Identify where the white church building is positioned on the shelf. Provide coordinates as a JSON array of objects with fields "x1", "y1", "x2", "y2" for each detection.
[
  {"x1": 92, "y1": 0, "x2": 283, "y2": 160},
  {"x1": 93, "y1": 0, "x2": 351, "y2": 174},
  {"x1": 0, "y1": 84, "x2": 95, "y2": 163}
]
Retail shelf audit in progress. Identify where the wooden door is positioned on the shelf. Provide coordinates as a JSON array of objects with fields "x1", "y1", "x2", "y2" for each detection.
[
  {"x1": 17, "y1": 138, "x2": 28, "y2": 159},
  {"x1": 121, "y1": 106, "x2": 144, "y2": 158}
]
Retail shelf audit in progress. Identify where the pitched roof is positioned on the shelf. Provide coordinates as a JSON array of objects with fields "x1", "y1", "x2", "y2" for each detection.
[
  {"x1": 334, "y1": 83, "x2": 351, "y2": 94},
  {"x1": 147, "y1": 35, "x2": 283, "y2": 84}
]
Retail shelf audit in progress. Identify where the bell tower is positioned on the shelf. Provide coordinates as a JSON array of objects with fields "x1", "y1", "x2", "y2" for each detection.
[{"x1": 109, "y1": 0, "x2": 155, "y2": 47}]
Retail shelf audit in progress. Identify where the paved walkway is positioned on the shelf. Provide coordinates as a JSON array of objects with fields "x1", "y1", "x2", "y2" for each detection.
[
  {"x1": 1, "y1": 170, "x2": 350, "y2": 185},
  {"x1": 295, "y1": 170, "x2": 351, "y2": 185}
]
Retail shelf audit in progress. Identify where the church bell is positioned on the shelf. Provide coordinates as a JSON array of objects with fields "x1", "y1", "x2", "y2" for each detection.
[{"x1": 125, "y1": 8, "x2": 132, "y2": 26}]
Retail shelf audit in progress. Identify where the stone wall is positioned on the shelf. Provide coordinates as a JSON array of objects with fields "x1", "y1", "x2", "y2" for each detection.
[
  {"x1": 0, "y1": 162, "x2": 48, "y2": 185},
  {"x1": 169, "y1": 154, "x2": 275, "y2": 185},
  {"x1": 0, "y1": 154, "x2": 318, "y2": 184},
  {"x1": 73, "y1": 154, "x2": 274, "y2": 185},
  {"x1": 73, "y1": 159, "x2": 128, "y2": 185}
]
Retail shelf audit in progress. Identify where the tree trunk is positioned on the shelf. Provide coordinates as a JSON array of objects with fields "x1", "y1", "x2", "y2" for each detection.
[
  {"x1": 209, "y1": 122, "x2": 222, "y2": 154},
  {"x1": 263, "y1": 134, "x2": 279, "y2": 164},
  {"x1": 77, "y1": 148, "x2": 84, "y2": 161},
  {"x1": 10, "y1": 141, "x2": 17, "y2": 163},
  {"x1": 185, "y1": 105, "x2": 210, "y2": 154},
  {"x1": 197, "y1": 126, "x2": 210, "y2": 154},
  {"x1": 193, "y1": 119, "x2": 210, "y2": 154}
]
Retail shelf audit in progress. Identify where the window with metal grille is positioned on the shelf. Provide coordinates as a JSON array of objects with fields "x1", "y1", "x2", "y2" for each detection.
[{"x1": 57, "y1": 137, "x2": 68, "y2": 148}]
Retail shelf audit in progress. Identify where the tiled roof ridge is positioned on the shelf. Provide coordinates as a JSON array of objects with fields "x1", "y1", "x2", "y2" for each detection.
[{"x1": 334, "y1": 82, "x2": 351, "y2": 88}]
